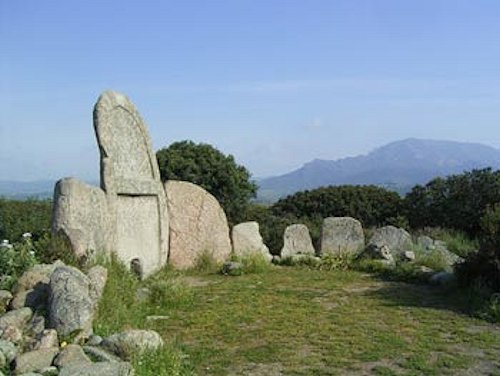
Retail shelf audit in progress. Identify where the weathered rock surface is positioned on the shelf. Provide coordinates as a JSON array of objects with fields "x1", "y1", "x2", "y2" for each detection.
[
  {"x1": 52, "y1": 91, "x2": 169, "y2": 277},
  {"x1": 14, "y1": 348, "x2": 59, "y2": 374},
  {"x1": 101, "y1": 329, "x2": 163, "y2": 360},
  {"x1": 165, "y1": 180, "x2": 232, "y2": 269},
  {"x1": 35, "y1": 330, "x2": 58, "y2": 350},
  {"x1": 362, "y1": 244, "x2": 395, "y2": 265},
  {"x1": 0, "y1": 308, "x2": 32, "y2": 331},
  {"x1": 320, "y1": 217, "x2": 365, "y2": 256},
  {"x1": 48, "y1": 266, "x2": 94, "y2": 338},
  {"x1": 0, "y1": 339, "x2": 17, "y2": 363},
  {"x1": 58, "y1": 361, "x2": 134, "y2": 376},
  {"x1": 232, "y1": 222, "x2": 272, "y2": 262},
  {"x1": 82, "y1": 346, "x2": 121, "y2": 363},
  {"x1": 281, "y1": 224, "x2": 316, "y2": 258},
  {"x1": 53, "y1": 344, "x2": 91, "y2": 367},
  {"x1": 368, "y1": 226, "x2": 413, "y2": 258},
  {"x1": 87, "y1": 266, "x2": 108, "y2": 304},
  {"x1": 221, "y1": 261, "x2": 243, "y2": 276}
]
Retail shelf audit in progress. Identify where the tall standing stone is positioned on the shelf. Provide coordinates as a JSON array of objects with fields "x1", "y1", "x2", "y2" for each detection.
[
  {"x1": 232, "y1": 222, "x2": 272, "y2": 262},
  {"x1": 280, "y1": 224, "x2": 316, "y2": 258},
  {"x1": 52, "y1": 91, "x2": 169, "y2": 277},
  {"x1": 165, "y1": 180, "x2": 232, "y2": 269},
  {"x1": 320, "y1": 217, "x2": 365, "y2": 256}
]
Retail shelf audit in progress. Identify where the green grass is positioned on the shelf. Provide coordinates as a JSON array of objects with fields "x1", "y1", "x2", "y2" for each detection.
[
  {"x1": 417, "y1": 228, "x2": 479, "y2": 257},
  {"x1": 93, "y1": 258, "x2": 500, "y2": 375}
]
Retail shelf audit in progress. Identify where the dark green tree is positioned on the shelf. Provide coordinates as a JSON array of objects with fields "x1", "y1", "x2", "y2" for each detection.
[
  {"x1": 405, "y1": 168, "x2": 500, "y2": 235},
  {"x1": 156, "y1": 140, "x2": 258, "y2": 224}
]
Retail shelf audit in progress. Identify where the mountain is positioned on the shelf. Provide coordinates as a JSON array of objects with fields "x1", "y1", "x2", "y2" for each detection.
[{"x1": 257, "y1": 138, "x2": 500, "y2": 200}]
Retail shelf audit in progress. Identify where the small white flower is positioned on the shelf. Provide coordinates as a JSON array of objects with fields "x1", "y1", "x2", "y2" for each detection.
[
  {"x1": 1, "y1": 239, "x2": 9, "y2": 245},
  {"x1": 22, "y1": 232, "x2": 32, "y2": 239},
  {"x1": 29, "y1": 250, "x2": 35, "y2": 256}
]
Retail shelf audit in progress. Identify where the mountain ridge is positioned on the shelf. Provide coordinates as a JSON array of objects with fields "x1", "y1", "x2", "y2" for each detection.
[{"x1": 257, "y1": 138, "x2": 500, "y2": 200}]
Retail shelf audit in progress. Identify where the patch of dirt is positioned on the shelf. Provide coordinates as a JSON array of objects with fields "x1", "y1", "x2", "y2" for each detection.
[
  {"x1": 341, "y1": 358, "x2": 406, "y2": 375},
  {"x1": 228, "y1": 362, "x2": 284, "y2": 376},
  {"x1": 343, "y1": 282, "x2": 385, "y2": 294}
]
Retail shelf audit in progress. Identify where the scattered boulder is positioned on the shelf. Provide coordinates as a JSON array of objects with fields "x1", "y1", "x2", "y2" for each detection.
[
  {"x1": 101, "y1": 329, "x2": 163, "y2": 360},
  {"x1": 320, "y1": 217, "x2": 365, "y2": 256},
  {"x1": 368, "y1": 226, "x2": 413, "y2": 258},
  {"x1": 281, "y1": 224, "x2": 316, "y2": 258},
  {"x1": 48, "y1": 266, "x2": 95, "y2": 339},
  {"x1": 14, "y1": 348, "x2": 59, "y2": 374},
  {"x1": 165, "y1": 180, "x2": 232, "y2": 269},
  {"x1": 1, "y1": 325, "x2": 23, "y2": 344},
  {"x1": 402, "y1": 251, "x2": 416, "y2": 262},
  {"x1": 0, "y1": 307, "x2": 33, "y2": 332},
  {"x1": 58, "y1": 361, "x2": 134, "y2": 376},
  {"x1": 416, "y1": 235, "x2": 434, "y2": 249},
  {"x1": 35, "y1": 330, "x2": 58, "y2": 350},
  {"x1": 232, "y1": 222, "x2": 272, "y2": 262},
  {"x1": 362, "y1": 244, "x2": 395, "y2": 265},
  {"x1": 0, "y1": 339, "x2": 18, "y2": 364},
  {"x1": 53, "y1": 344, "x2": 91, "y2": 367},
  {"x1": 82, "y1": 346, "x2": 121, "y2": 363},
  {"x1": 221, "y1": 262, "x2": 244, "y2": 276}
]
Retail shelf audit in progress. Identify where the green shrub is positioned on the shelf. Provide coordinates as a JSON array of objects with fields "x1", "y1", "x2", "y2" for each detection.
[
  {"x1": 352, "y1": 259, "x2": 429, "y2": 283},
  {"x1": 415, "y1": 227, "x2": 479, "y2": 257},
  {"x1": 318, "y1": 253, "x2": 355, "y2": 271},
  {"x1": 276, "y1": 255, "x2": 321, "y2": 269},
  {"x1": 480, "y1": 203, "x2": 500, "y2": 248},
  {"x1": 132, "y1": 347, "x2": 194, "y2": 376},
  {"x1": 412, "y1": 245, "x2": 449, "y2": 272},
  {"x1": 0, "y1": 238, "x2": 38, "y2": 290},
  {"x1": 0, "y1": 198, "x2": 52, "y2": 242},
  {"x1": 192, "y1": 250, "x2": 221, "y2": 274}
]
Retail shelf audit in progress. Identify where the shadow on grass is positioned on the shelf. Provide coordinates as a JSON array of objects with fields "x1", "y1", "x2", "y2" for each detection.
[{"x1": 364, "y1": 279, "x2": 481, "y2": 319}]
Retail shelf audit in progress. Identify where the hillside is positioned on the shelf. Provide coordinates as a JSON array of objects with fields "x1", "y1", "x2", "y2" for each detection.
[{"x1": 258, "y1": 138, "x2": 500, "y2": 200}]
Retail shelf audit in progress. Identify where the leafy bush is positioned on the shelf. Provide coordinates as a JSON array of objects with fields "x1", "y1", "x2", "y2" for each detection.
[
  {"x1": 156, "y1": 140, "x2": 257, "y2": 224},
  {"x1": 414, "y1": 227, "x2": 479, "y2": 258},
  {"x1": 192, "y1": 250, "x2": 221, "y2": 274},
  {"x1": 0, "y1": 198, "x2": 52, "y2": 242},
  {"x1": 404, "y1": 168, "x2": 500, "y2": 236},
  {"x1": 271, "y1": 185, "x2": 404, "y2": 229},
  {"x1": 0, "y1": 238, "x2": 37, "y2": 290}
]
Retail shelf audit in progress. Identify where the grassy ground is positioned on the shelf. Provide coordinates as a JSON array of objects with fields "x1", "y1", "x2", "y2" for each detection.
[{"x1": 94, "y1": 262, "x2": 500, "y2": 376}]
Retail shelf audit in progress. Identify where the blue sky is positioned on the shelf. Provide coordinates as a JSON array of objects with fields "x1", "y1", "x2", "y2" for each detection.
[{"x1": 1, "y1": 0, "x2": 500, "y2": 181}]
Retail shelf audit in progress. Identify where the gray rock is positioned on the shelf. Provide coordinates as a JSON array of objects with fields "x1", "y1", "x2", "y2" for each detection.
[
  {"x1": 48, "y1": 266, "x2": 94, "y2": 338},
  {"x1": 53, "y1": 344, "x2": 91, "y2": 367},
  {"x1": 85, "y1": 335, "x2": 103, "y2": 347},
  {"x1": 320, "y1": 217, "x2": 365, "y2": 256},
  {"x1": 271, "y1": 255, "x2": 281, "y2": 264},
  {"x1": 165, "y1": 180, "x2": 232, "y2": 269},
  {"x1": 26, "y1": 315, "x2": 45, "y2": 339},
  {"x1": 0, "y1": 290, "x2": 12, "y2": 313},
  {"x1": 59, "y1": 361, "x2": 134, "y2": 376},
  {"x1": 39, "y1": 366, "x2": 58, "y2": 376},
  {"x1": 0, "y1": 339, "x2": 18, "y2": 363},
  {"x1": 368, "y1": 226, "x2": 413, "y2": 258},
  {"x1": 11, "y1": 263, "x2": 65, "y2": 312},
  {"x1": 0, "y1": 307, "x2": 33, "y2": 331},
  {"x1": 281, "y1": 224, "x2": 316, "y2": 258},
  {"x1": 416, "y1": 235, "x2": 434, "y2": 249},
  {"x1": 402, "y1": 251, "x2": 416, "y2": 262},
  {"x1": 101, "y1": 329, "x2": 163, "y2": 360},
  {"x1": 82, "y1": 345, "x2": 121, "y2": 363},
  {"x1": 1, "y1": 325, "x2": 23, "y2": 344},
  {"x1": 232, "y1": 222, "x2": 272, "y2": 262},
  {"x1": 53, "y1": 91, "x2": 170, "y2": 278},
  {"x1": 221, "y1": 262, "x2": 243, "y2": 276},
  {"x1": 35, "y1": 330, "x2": 58, "y2": 350},
  {"x1": 87, "y1": 266, "x2": 107, "y2": 304},
  {"x1": 14, "y1": 348, "x2": 59, "y2": 374},
  {"x1": 362, "y1": 244, "x2": 395, "y2": 265}
]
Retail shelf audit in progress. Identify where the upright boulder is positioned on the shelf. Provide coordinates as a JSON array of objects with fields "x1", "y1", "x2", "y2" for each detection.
[
  {"x1": 49, "y1": 266, "x2": 95, "y2": 338},
  {"x1": 232, "y1": 222, "x2": 272, "y2": 262},
  {"x1": 165, "y1": 180, "x2": 232, "y2": 269},
  {"x1": 367, "y1": 226, "x2": 413, "y2": 258},
  {"x1": 52, "y1": 91, "x2": 169, "y2": 277},
  {"x1": 320, "y1": 217, "x2": 364, "y2": 256},
  {"x1": 281, "y1": 224, "x2": 316, "y2": 258}
]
